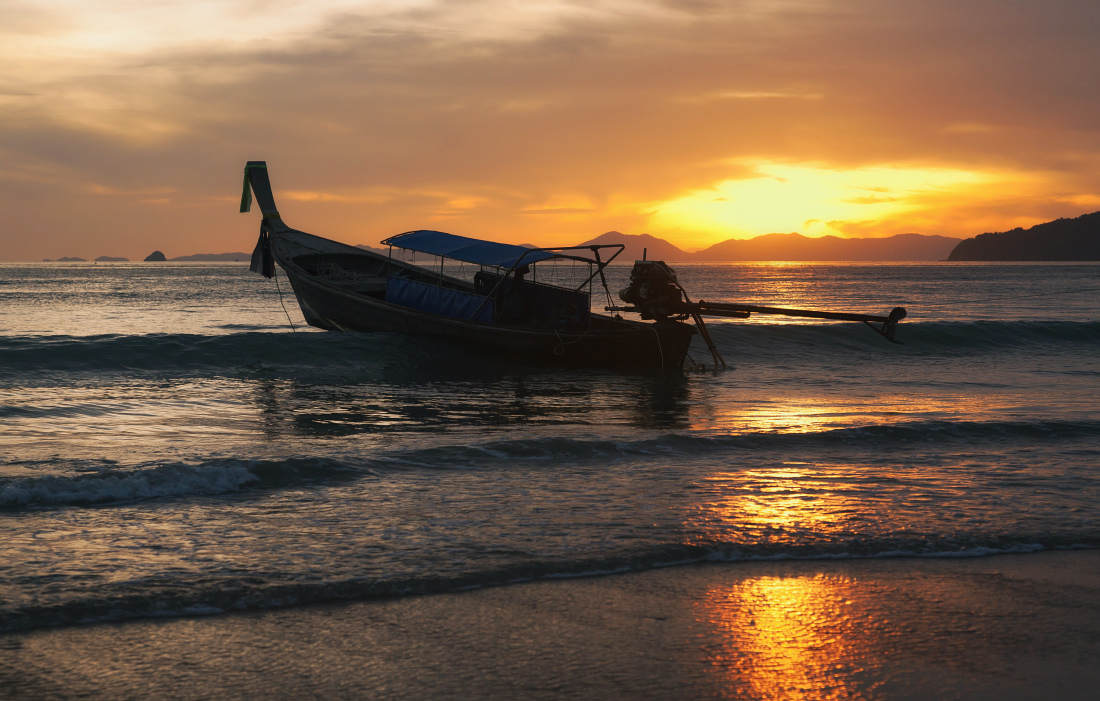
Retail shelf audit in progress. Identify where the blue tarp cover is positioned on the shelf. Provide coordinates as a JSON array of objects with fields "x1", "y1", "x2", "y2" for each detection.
[
  {"x1": 382, "y1": 230, "x2": 559, "y2": 269},
  {"x1": 386, "y1": 276, "x2": 495, "y2": 324}
]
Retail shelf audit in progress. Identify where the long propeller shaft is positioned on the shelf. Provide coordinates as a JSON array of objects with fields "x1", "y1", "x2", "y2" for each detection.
[{"x1": 692, "y1": 301, "x2": 901, "y2": 324}]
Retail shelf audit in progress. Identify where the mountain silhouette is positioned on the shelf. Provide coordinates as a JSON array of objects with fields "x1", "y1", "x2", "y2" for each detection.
[
  {"x1": 159, "y1": 230, "x2": 962, "y2": 265},
  {"x1": 695, "y1": 232, "x2": 959, "y2": 261},
  {"x1": 948, "y1": 211, "x2": 1100, "y2": 260},
  {"x1": 579, "y1": 231, "x2": 959, "y2": 261},
  {"x1": 577, "y1": 232, "x2": 693, "y2": 262}
]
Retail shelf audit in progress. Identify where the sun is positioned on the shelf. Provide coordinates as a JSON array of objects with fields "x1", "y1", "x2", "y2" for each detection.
[{"x1": 645, "y1": 161, "x2": 992, "y2": 248}]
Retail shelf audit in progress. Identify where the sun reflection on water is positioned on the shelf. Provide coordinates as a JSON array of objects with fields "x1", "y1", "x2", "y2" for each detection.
[
  {"x1": 683, "y1": 464, "x2": 873, "y2": 550},
  {"x1": 707, "y1": 404, "x2": 843, "y2": 435},
  {"x1": 696, "y1": 573, "x2": 885, "y2": 699},
  {"x1": 686, "y1": 392, "x2": 1001, "y2": 436}
]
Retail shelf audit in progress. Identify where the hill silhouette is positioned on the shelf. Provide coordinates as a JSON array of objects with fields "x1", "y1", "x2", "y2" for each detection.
[
  {"x1": 146, "y1": 230, "x2": 960, "y2": 266},
  {"x1": 578, "y1": 231, "x2": 958, "y2": 261},
  {"x1": 355, "y1": 244, "x2": 390, "y2": 256},
  {"x1": 577, "y1": 232, "x2": 693, "y2": 262},
  {"x1": 948, "y1": 211, "x2": 1100, "y2": 260},
  {"x1": 695, "y1": 232, "x2": 959, "y2": 261}
]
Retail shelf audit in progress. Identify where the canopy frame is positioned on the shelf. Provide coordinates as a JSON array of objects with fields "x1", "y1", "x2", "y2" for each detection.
[{"x1": 380, "y1": 230, "x2": 625, "y2": 323}]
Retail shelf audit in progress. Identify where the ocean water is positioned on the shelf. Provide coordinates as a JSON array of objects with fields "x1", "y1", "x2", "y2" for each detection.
[{"x1": 1, "y1": 260, "x2": 1098, "y2": 633}]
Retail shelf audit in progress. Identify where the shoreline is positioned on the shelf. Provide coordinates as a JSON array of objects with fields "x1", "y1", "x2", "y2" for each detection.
[{"x1": 3, "y1": 549, "x2": 1098, "y2": 699}]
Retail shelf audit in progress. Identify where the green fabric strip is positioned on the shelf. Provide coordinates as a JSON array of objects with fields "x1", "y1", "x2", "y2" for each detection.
[{"x1": 240, "y1": 166, "x2": 253, "y2": 213}]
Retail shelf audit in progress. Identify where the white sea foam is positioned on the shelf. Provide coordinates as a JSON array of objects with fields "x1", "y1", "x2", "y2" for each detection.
[{"x1": 0, "y1": 463, "x2": 259, "y2": 507}]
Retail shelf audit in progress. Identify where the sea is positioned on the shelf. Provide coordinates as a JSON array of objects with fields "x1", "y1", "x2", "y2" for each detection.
[{"x1": 1, "y1": 260, "x2": 1098, "y2": 633}]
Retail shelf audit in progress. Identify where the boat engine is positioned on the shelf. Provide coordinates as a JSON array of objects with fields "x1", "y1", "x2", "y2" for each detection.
[
  {"x1": 618, "y1": 261, "x2": 685, "y2": 320},
  {"x1": 609, "y1": 257, "x2": 908, "y2": 370}
]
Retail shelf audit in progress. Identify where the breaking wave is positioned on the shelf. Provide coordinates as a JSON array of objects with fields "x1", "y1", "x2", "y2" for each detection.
[
  {"x1": 0, "y1": 457, "x2": 368, "y2": 508},
  {"x1": 2, "y1": 537, "x2": 1095, "y2": 634},
  {"x1": 5, "y1": 418, "x2": 1098, "y2": 509}
]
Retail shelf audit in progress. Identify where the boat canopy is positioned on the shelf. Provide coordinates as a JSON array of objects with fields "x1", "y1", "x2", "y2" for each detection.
[{"x1": 381, "y1": 230, "x2": 560, "y2": 269}]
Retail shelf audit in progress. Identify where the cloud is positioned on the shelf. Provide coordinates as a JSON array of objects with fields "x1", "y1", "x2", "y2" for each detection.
[
  {"x1": 674, "y1": 90, "x2": 825, "y2": 103},
  {"x1": 3, "y1": 0, "x2": 1100, "y2": 259},
  {"x1": 842, "y1": 196, "x2": 900, "y2": 205}
]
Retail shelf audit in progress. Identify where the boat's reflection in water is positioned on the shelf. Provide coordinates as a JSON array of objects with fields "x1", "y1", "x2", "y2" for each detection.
[{"x1": 244, "y1": 337, "x2": 694, "y2": 438}]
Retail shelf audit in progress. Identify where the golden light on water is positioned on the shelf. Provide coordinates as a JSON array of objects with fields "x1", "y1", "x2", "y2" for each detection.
[
  {"x1": 687, "y1": 397, "x2": 869, "y2": 437},
  {"x1": 709, "y1": 404, "x2": 843, "y2": 435},
  {"x1": 682, "y1": 463, "x2": 863, "y2": 554},
  {"x1": 697, "y1": 574, "x2": 880, "y2": 699},
  {"x1": 687, "y1": 460, "x2": 884, "y2": 697},
  {"x1": 686, "y1": 392, "x2": 1004, "y2": 436}
]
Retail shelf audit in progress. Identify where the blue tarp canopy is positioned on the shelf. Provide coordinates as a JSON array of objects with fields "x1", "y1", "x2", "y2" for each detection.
[
  {"x1": 386, "y1": 276, "x2": 495, "y2": 323},
  {"x1": 381, "y1": 230, "x2": 560, "y2": 269}
]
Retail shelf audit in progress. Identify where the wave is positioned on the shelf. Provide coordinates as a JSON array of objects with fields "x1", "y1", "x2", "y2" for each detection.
[
  {"x1": 2, "y1": 538, "x2": 1095, "y2": 634},
  {"x1": 392, "y1": 419, "x2": 1100, "y2": 467},
  {"x1": 1, "y1": 321, "x2": 1097, "y2": 378},
  {"x1": 0, "y1": 462, "x2": 259, "y2": 507},
  {"x1": 0, "y1": 457, "x2": 366, "y2": 508},
  {"x1": 6, "y1": 418, "x2": 1097, "y2": 509},
  {"x1": 0, "y1": 332, "x2": 389, "y2": 377}
]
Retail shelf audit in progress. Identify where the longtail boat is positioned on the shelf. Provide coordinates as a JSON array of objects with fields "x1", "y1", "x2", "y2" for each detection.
[{"x1": 241, "y1": 161, "x2": 906, "y2": 370}]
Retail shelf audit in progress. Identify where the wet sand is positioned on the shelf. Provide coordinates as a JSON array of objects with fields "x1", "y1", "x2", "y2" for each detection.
[{"x1": 2, "y1": 550, "x2": 1098, "y2": 699}]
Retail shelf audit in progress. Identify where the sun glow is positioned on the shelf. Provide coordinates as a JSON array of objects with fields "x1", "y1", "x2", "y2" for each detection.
[{"x1": 646, "y1": 162, "x2": 998, "y2": 248}]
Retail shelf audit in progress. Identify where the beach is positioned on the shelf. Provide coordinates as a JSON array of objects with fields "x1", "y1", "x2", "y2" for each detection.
[{"x1": 3, "y1": 550, "x2": 1098, "y2": 699}]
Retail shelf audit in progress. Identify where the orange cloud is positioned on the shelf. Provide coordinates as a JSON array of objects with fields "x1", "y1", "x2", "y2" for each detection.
[{"x1": 2, "y1": 1, "x2": 1100, "y2": 260}]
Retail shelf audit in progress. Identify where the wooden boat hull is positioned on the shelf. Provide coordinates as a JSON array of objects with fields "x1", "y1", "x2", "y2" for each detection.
[
  {"x1": 281, "y1": 261, "x2": 695, "y2": 370},
  {"x1": 242, "y1": 161, "x2": 694, "y2": 370}
]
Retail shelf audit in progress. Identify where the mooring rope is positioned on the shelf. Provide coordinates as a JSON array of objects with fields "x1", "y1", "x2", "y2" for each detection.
[
  {"x1": 273, "y1": 268, "x2": 297, "y2": 332},
  {"x1": 553, "y1": 328, "x2": 592, "y2": 356}
]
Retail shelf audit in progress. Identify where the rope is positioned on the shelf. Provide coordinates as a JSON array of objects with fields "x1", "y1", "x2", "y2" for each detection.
[
  {"x1": 314, "y1": 261, "x2": 370, "y2": 282},
  {"x1": 553, "y1": 328, "x2": 592, "y2": 356},
  {"x1": 274, "y1": 268, "x2": 296, "y2": 332}
]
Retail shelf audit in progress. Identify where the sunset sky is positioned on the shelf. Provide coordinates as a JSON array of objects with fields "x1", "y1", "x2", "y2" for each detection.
[{"x1": 2, "y1": 0, "x2": 1099, "y2": 260}]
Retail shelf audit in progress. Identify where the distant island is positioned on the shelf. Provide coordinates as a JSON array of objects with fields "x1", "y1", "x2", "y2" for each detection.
[
  {"x1": 948, "y1": 211, "x2": 1100, "y2": 260},
  {"x1": 41, "y1": 255, "x2": 129, "y2": 262},
  {"x1": 168, "y1": 252, "x2": 252, "y2": 261},
  {"x1": 44, "y1": 251, "x2": 252, "y2": 262},
  {"x1": 579, "y1": 231, "x2": 960, "y2": 261}
]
